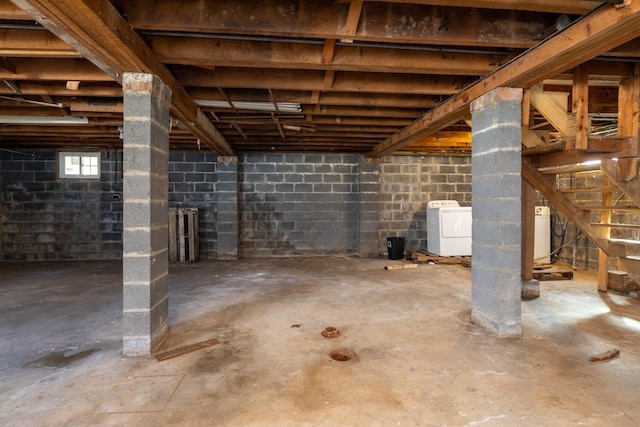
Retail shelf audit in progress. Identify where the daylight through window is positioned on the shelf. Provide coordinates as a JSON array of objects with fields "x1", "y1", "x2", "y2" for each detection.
[{"x1": 58, "y1": 152, "x2": 100, "y2": 179}]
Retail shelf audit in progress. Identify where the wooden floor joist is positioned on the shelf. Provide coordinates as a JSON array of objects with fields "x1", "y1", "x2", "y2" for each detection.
[{"x1": 367, "y1": 1, "x2": 640, "y2": 157}]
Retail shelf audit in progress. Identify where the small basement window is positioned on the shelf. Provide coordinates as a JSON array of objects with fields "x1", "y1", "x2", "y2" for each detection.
[{"x1": 58, "y1": 152, "x2": 100, "y2": 179}]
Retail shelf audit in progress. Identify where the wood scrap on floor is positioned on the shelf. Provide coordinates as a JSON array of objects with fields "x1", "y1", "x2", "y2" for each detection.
[
  {"x1": 411, "y1": 251, "x2": 470, "y2": 265},
  {"x1": 589, "y1": 348, "x2": 620, "y2": 362},
  {"x1": 155, "y1": 338, "x2": 220, "y2": 361},
  {"x1": 532, "y1": 266, "x2": 573, "y2": 281},
  {"x1": 384, "y1": 263, "x2": 418, "y2": 270}
]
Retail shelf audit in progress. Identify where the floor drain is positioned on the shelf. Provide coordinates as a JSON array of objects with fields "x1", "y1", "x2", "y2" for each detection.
[
  {"x1": 321, "y1": 326, "x2": 341, "y2": 338},
  {"x1": 330, "y1": 348, "x2": 357, "y2": 361}
]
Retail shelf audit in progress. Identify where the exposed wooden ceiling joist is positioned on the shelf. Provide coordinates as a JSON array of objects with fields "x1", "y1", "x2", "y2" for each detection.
[
  {"x1": 9, "y1": 0, "x2": 233, "y2": 155},
  {"x1": 118, "y1": 0, "x2": 564, "y2": 49},
  {"x1": 176, "y1": 67, "x2": 474, "y2": 96},
  {"x1": 149, "y1": 36, "x2": 502, "y2": 76},
  {"x1": 367, "y1": 1, "x2": 640, "y2": 157},
  {"x1": 363, "y1": 0, "x2": 600, "y2": 14}
]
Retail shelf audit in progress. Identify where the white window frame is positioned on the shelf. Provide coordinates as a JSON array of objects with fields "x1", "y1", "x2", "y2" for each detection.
[{"x1": 58, "y1": 151, "x2": 101, "y2": 179}]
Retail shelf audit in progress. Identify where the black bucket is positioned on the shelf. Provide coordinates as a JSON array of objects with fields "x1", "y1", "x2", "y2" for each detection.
[{"x1": 387, "y1": 237, "x2": 405, "y2": 260}]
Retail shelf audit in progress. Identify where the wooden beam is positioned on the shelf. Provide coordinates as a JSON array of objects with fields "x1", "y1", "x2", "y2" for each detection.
[
  {"x1": 10, "y1": 0, "x2": 233, "y2": 155},
  {"x1": 0, "y1": 82, "x2": 121, "y2": 97},
  {"x1": 122, "y1": 1, "x2": 554, "y2": 49},
  {"x1": 0, "y1": 0, "x2": 30, "y2": 19},
  {"x1": 367, "y1": 2, "x2": 640, "y2": 157},
  {"x1": 533, "y1": 141, "x2": 635, "y2": 168},
  {"x1": 177, "y1": 67, "x2": 472, "y2": 95},
  {"x1": 0, "y1": 29, "x2": 81, "y2": 57},
  {"x1": 0, "y1": 58, "x2": 109, "y2": 81},
  {"x1": 530, "y1": 84, "x2": 575, "y2": 139},
  {"x1": 149, "y1": 36, "x2": 498, "y2": 76},
  {"x1": 363, "y1": 0, "x2": 599, "y2": 14},
  {"x1": 572, "y1": 65, "x2": 590, "y2": 150},
  {"x1": 618, "y1": 63, "x2": 640, "y2": 164}
]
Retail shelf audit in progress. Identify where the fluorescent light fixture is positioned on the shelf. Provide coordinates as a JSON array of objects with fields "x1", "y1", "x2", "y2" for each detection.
[
  {"x1": 195, "y1": 100, "x2": 301, "y2": 113},
  {"x1": 0, "y1": 115, "x2": 89, "y2": 125},
  {"x1": 581, "y1": 160, "x2": 602, "y2": 166}
]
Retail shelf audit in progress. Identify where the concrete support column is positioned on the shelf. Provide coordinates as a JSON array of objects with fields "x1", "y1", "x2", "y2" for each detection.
[
  {"x1": 122, "y1": 73, "x2": 172, "y2": 355},
  {"x1": 216, "y1": 156, "x2": 239, "y2": 259},
  {"x1": 470, "y1": 87, "x2": 523, "y2": 337},
  {"x1": 358, "y1": 157, "x2": 381, "y2": 257}
]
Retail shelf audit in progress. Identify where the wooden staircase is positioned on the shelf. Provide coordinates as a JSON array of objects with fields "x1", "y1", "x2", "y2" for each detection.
[
  {"x1": 522, "y1": 153, "x2": 640, "y2": 292},
  {"x1": 520, "y1": 65, "x2": 640, "y2": 292}
]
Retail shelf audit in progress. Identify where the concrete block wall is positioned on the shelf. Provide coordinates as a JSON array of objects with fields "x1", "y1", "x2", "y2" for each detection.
[
  {"x1": 239, "y1": 153, "x2": 360, "y2": 256},
  {"x1": 378, "y1": 155, "x2": 471, "y2": 255},
  {"x1": 0, "y1": 150, "x2": 123, "y2": 261},
  {"x1": 2, "y1": 151, "x2": 472, "y2": 260},
  {"x1": 168, "y1": 152, "x2": 218, "y2": 259}
]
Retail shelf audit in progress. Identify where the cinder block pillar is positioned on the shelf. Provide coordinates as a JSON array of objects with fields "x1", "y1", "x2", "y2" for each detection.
[
  {"x1": 216, "y1": 156, "x2": 239, "y2": 259},
  {"x1": 122, "y1": 73, "x2": 171, "y2": 355},
  {"x1": 358, "y1": 157, "x2": 381, "y2": 257},
  {"x1": 470, "y1": 87, "x2": 523, "y2": 337}
]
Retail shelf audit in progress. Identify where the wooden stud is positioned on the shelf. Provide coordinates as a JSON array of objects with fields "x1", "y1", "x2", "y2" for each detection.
[
  {"x1": 521, "y1": 178, "x2": 536, "y2": 279},
  {"x1": 169, "y1": 210, "x2": 176, "y2": 263}
]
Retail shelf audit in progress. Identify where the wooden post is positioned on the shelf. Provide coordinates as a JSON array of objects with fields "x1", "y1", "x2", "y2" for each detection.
[
  {"x1": 521, "y1": 178, "x2": 536, "y2": 281},
  {"x1": 598, "y1": 176, "x2": 612, "y2": 293},
  {"x1": 169, "y1": 210, "x2": 176, "y2": 262},
  {"x1": 572, "y1": 65, "x2": 589, "y2": 151}
]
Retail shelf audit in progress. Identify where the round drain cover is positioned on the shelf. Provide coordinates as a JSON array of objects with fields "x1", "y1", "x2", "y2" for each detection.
[
  {"x1": 321, "y1": 326, "x2": 341, "y2": 338},
  {"x1": 330, "y1": 348, "x2": 356, "y2": 361}
]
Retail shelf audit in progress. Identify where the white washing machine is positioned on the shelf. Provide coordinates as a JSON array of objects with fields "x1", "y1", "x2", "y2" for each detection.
[{"x1": 427, "y1": 200, "x2": 472, "y2": 256}]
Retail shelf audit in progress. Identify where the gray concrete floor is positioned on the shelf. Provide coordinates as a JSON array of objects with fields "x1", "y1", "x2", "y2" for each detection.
[{"x1": 1, "y1": 257, "x2": 640, "y2": 426}]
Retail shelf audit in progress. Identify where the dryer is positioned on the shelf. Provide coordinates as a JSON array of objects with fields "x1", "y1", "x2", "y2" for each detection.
[{"x1": 427, "y1": 200, "x2": 472, "y2": 256}]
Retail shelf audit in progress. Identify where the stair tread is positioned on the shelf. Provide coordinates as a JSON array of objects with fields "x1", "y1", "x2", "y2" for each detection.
[
  {"x1": 576, "y1": 205, "x2": 639, "y2": 211},
  {"x1": 609, "y1": 238, "x2": 640, "y2": 245},
  {"x1": 540, "y1": 164, "x2": 602, "y2": 175},
  {"x1": 560, "y1": 186, "x2": 619, "y2": 193},
  {"x1": 592, "y1": 223, "x2": 640, "y2": 229}
]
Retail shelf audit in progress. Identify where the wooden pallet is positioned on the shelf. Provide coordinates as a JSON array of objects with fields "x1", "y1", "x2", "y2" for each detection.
[
  {"x1": 532, "y1": 266, "x2": 573, "y2": 281},
  {"x1": 169, "y1": 208, "x2": 199, "y2": 262},
  {"x1": 411, "y1": 251, "x2": 471, "y2": 266}
]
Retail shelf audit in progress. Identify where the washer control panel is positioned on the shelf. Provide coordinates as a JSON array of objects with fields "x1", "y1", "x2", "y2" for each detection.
[{"x1": 427, "y1": 200, "x2": 460, "y2": 209}]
